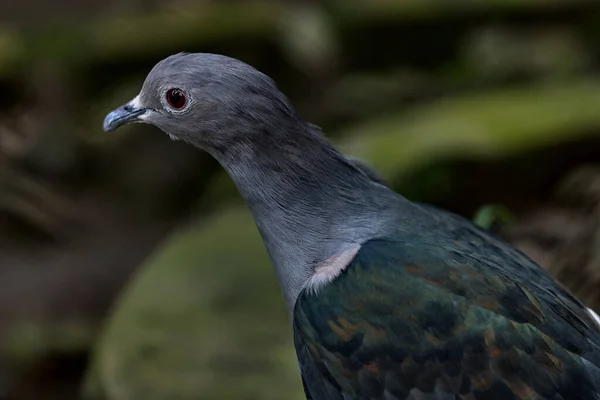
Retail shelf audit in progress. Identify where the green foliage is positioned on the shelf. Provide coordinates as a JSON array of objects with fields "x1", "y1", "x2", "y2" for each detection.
[{"x1": 473, "y1": 204, "x2": 516, "y2": 230}]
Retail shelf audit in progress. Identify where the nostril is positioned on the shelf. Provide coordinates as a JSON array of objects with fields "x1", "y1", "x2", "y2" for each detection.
[{"x1": 123, "y1": 104, "x2": 133, "y2": 112}]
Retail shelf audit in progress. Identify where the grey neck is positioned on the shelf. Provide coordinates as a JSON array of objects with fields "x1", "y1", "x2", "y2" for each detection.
[{"x1": 205, "y1": 119, "x2": 406, "y2": 311}]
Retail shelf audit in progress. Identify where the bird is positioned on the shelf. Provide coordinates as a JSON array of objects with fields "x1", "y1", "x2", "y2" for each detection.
[{"x1": 104, "y1": 53, "x2": 600, "y2": 399}]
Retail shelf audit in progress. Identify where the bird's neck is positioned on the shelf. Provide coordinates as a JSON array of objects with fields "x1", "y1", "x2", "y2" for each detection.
[{"x1": 207, "y1": 122, "x2": 404, "y2": 311}]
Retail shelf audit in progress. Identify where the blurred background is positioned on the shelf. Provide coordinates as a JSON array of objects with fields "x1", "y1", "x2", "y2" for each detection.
[{"x1": 0, "y1": 0, "x2": 600, "y2": 399}]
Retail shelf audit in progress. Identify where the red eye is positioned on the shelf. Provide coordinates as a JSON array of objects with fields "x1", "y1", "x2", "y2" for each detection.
[{"x1": 165, "y1": 88, "x2": 187, "y2": 110}]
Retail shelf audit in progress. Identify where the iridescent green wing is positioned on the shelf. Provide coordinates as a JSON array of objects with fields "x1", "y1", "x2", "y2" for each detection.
[{"x1": 293, "y1": 232, "x2": 600, "y2": 400}]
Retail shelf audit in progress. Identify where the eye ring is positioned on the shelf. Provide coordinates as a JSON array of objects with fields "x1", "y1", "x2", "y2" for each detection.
[{"x1": 165, "y1": 88, "x2": 188, "y2": 111}]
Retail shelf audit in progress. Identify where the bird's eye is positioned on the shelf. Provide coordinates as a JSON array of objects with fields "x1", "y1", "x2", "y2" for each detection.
[{"x1": 165, "y1": 88, "x2": 187, "y2": 110}]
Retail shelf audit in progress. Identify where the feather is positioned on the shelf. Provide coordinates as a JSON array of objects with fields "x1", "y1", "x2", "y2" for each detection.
[{"x1": 294, "y1": 227, "x2": 600, "y2": 399}]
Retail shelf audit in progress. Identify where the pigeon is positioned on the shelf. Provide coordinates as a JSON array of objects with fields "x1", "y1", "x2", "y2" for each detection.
[{"x1": 104, "y1": 53, "x2": 600, "y2": 399}]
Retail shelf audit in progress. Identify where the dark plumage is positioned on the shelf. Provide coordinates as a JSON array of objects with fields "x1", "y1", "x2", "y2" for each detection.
[
  {"x1": 295, "y1": 224, "x2": 600, "y2": 399},
  {"x1": 104, "y1": 53, "x2": 600, "y2": 399}
]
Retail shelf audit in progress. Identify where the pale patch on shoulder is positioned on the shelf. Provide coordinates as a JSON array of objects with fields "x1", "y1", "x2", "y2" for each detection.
[
  {"x1": 305, "y1": 244, "x2": 361, "y2": 296},
  {"x1": 588, "y1": 307, "x2": 600, "y2": 328}
]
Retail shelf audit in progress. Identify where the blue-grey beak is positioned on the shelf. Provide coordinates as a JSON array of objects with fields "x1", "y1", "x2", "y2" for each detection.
[{"x1": 103, "y1": 103, "x2": 148, "y2": 132}]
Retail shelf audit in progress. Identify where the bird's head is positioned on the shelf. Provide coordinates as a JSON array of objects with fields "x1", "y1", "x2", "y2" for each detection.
[{"x1": 103, "y1": 53, "x2": 297, "y2": 148}]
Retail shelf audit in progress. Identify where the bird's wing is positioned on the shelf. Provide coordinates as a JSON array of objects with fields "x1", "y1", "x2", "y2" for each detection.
[{"x1": 293, "y1": 228, "x2": 600, "y2": 400}]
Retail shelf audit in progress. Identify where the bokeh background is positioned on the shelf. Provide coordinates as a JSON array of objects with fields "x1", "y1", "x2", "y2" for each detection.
[{"x1": 1, "y1": 1, "x2": 600, "y2": 399}]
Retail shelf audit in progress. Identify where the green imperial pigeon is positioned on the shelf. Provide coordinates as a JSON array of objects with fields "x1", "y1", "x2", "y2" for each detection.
[{"x1": 104, "y1": 53, "x2": 600, "y2": 400}]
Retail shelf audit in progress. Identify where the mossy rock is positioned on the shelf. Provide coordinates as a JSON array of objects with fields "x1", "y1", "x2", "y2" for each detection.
[
  {"x1": 342, "y1": 78, "x2": 600, "y2": 179},
  {"x1": 84, "y1": 208, "x2": 304, "y2": 400}
]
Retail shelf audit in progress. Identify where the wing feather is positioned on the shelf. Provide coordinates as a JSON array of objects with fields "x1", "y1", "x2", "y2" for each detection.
[{"x1": 293, "y1": 226, "x2": 600, "y2": 400}]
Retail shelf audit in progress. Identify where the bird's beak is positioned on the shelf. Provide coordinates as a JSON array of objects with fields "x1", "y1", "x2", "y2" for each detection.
[{"x1": 103, "y1": 98, "x2": 148, "y2": 132}]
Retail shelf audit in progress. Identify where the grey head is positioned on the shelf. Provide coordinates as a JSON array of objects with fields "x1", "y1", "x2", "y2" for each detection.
[
  {"x1": 103, "y1": 52, "x2": 412, "y2": 311},
  {"x1": 104, "y1": 53, "x2": 299, "y2": 152}
]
